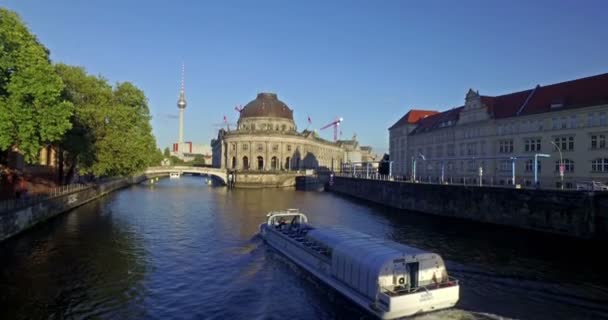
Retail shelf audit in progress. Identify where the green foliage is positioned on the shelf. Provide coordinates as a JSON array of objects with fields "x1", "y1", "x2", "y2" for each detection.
[
  {"x1": 55, "y1": 65, "x2": 161, "y2": 177},
  {"x1": 0, "y1": 9, "x2": 73, "y2": 163},
  {"x1": 192, "y1": 155, "x2": 205, "y2": 166},
  {"x1": 170, "y1": 155, "x2": 184, "y2": 165},
  {"x1": 163, "y1": 147, "x2": 170, "y2": 158},
  {"x1": 55, "y1": 63, "x2": 112, "y2": 178},
  {"x1": 90, "y1": 82, "x2": 161, "y2": 176},
  {"x1": 0, "y1": 9, "x2": 161, "y2": 177}
]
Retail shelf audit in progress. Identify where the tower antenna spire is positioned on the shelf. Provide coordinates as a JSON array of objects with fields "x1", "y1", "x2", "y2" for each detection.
[
  {"x1": 177, "y1": 63, "x2": 187, "y2": 143},
  {"x1": 180, "y1": 62, "x2": 185, "y2": 93}
]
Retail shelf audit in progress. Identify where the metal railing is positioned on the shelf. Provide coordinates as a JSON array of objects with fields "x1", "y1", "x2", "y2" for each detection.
[
  {"x1": 334, "y1": 172, "x2": 601, "y2": 191},
  {"x1": 0, "y1": 183, "x2": 91, "y2": 214}
]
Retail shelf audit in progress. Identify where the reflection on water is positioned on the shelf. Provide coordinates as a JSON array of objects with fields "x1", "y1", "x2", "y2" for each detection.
[{"x1": 1, "y1": 176, "x2": 607, "y2": 319}]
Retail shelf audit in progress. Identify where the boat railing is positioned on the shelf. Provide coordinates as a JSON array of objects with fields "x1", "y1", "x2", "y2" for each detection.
[{"x1": 382, "y1": 276, "x2": 459, "y2": 296}]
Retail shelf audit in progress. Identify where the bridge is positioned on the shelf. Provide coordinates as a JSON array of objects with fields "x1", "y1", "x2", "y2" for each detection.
[{"x1": 145, "y1": 166, "x2": 228, "y2": 184}]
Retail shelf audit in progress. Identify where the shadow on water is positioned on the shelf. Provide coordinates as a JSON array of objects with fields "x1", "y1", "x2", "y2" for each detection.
[{"x1": 0, "y1": 191, "x2": 148, "y2": 320}]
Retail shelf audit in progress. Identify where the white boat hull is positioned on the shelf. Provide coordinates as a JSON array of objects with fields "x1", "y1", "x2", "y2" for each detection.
[{"x1": 260, "y1": 224, "x2": 459, "y2": 319}]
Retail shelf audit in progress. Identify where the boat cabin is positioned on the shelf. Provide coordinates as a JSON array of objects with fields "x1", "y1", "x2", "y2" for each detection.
[{"x1": 304, "y1": 226, "x2": 453, "y2": 300}]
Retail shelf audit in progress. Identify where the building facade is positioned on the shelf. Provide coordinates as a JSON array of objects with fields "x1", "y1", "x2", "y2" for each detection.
[
  {"x1": 389, "y1": 73, "x2": 608, "y2": 188},
  {"x1": 212, "y1": 93, "x2": 374, "y2": 172}
]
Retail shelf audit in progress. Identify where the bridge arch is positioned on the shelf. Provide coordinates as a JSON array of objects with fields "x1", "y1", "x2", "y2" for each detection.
[{"x1": 144, "y1": 166, "x2": 228, "y2": 184}]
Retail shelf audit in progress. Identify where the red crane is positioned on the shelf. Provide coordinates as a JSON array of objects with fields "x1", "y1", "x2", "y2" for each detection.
[{"x1": 320, "y1": 117, "x2": 343, "y2": 142}]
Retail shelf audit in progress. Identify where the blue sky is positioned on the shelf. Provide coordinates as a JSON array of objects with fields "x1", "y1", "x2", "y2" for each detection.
[{"x1": 4, "y1": 0, "x2": 608, "y2": 154}]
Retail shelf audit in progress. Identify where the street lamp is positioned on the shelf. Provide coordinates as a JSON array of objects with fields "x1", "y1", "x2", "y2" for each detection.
[
  {"x1": 550, "y1": 140, "x2": 564, "y2": 190},
  {"x1": 411, "y1": 152, "x2": 426, "y2": 182}
]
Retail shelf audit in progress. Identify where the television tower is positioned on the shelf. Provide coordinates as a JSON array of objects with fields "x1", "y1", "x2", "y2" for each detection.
[{"x1": 177, "y1": 63, "x2": 187, "y2": 143}]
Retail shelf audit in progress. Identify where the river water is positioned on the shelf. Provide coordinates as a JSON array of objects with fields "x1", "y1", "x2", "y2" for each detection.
[{"x1": 1, "y1": 176, "x2": 607, "y2": 319}]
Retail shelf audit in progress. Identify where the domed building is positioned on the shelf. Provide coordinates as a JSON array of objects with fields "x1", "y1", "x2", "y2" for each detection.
[{"x1": 211, "y1": 93, "x2": 355, "y2": 177}]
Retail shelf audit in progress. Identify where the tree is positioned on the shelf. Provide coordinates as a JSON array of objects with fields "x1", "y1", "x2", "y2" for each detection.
[
  {"x1": 55, "y1": 64, "x2": 161, "y2": 178},
  {"x1": 54, "y1": 63, "x2": 113, "y2": 182},
  {"x1": 163, "y1": 147, "x2": 170, "y2": 158},
  {"x1": 0, "y1": 9, "x2": 73, "y2": 163},
  {"x1": 91, "y1": 82, "x2": 160, "y2": 176},
  {"x1": 378, "y1": 153, "x2": 390, "y2": 175},
  {"x1": 192, "y1": 155, "x2": 205, "y2": 166}
]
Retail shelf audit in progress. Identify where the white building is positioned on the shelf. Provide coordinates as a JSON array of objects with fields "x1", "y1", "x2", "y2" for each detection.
[{"x1": 389, "y1": 72, "x2": 608, "y2": 189}]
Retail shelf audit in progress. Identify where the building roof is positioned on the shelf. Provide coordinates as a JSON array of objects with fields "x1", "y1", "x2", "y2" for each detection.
[
  {"x1": 239, "y1": 92, "x2": 294, "y2": 120},
  {"x1": 389, "y1": 109, "x2": 439, "y2": 129},
  {"x1": 517, "y1": 73, "x2": 608, "y2": 116},
  {"x1": 411, "y1": 106, "x2": 463, "y2": 134},
  {"x1": 408, "y1": 72, "x2": 608, "y2": 134}
]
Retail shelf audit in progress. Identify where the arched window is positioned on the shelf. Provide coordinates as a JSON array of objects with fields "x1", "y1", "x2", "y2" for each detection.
[
  {"x1": 257, "y1": 156, "x2": 264, "y2": 170},
  {"x1": 285, "y1": 157, "x2": 291, "y2": 170},
  {"x1": 232, "y1": 157, "x2": 236, "y2": 169},
  {"x1": 296, "y1": 157, "x2": 300, "y2": 170},
  {"x1": 555, "y1": 159, "x2": 574, "y2": 172},
  {"x1": 271, "y1": 156, "x2": 278, "y2": 170},
  {"x1": 242, "y1": 156, "x2": 249, "y2": 170}
]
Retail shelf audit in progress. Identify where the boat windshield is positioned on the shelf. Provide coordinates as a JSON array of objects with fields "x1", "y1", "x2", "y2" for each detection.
[{"x1": 266, "y1": 209, "x2": 308, "y2": 228}]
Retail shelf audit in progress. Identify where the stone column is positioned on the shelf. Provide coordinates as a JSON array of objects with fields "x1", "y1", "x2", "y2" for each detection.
[{"x1": 266, "y1": 141, "x2": 269, "y2": 171}]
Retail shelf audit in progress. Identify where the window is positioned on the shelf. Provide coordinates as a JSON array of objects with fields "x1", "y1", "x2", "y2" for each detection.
[
  {"x1": 447, "y1": 144, "x2": 455, "y2": 156},
  {"x1": 459, "y1": 143, "x2": 465, "y2": 156},
  {"x1": 560, "y1": 116, "x2": 567, "y2": 129},
  {"x1": 499, "y1": 160, "x2": 511, "y2": 171},
  {"x1": 467, "y1": 160, "x2": 476, "y2": 172},
  {"x1": 570, "y1": 115, "x2": 577, "y2": 129},
  {"x1": 242, "y1": 156, "x2": 249, "y2": 169},
  {"x1": 480, "y1": 141, "x2": 486, "y2": 155},
  {"x1": 591, "y1": 134, "x2": 606, "y2": 149},
  {"x1": 242, "y1": 144, "x2": 249, "y2": 151},
  {"x1": 555, "y1": 159, "x2": 574, "y2": 173},
  {"x1": 272, "y1": 144, "x2": 279, "y2": 152},
  {"x1": 498, "y1": 140, "x2": 514, "y2": 153},
  {"x1": 426, "y1": 147, "x2": 433, "y2": 158},
  {"x1": 525, "y1": 159, "x2": 541, "y2": 172},
  {"x1": 466, "y1": 142, "x2": 477, "y2": 156},
  {"x1": 588, "y1": 113, "x2": 596, "y2": 127},
  {"x1": 287, "y1": 145, "x2": 292, "y2": 152},
  {"x1": 447, "y1": 161, "x2": 454, "y2": 172},
  {"x1": 524, "y1": 138, "x2": 541, "y2": 152},
  {"x1": 552, "y1": 118, "x2": 558, "y2": 129},
  {"x1": 601, "y1": 112, "x2": 607, "y2": 126},
  {"x1": 257, "y1": 144, "x2": 264, "y2": 152},
  {"x1": 231, "y1": 143, "x2": 236, "y2": 151},
  {"x1": 257, "y1": 156, "x2": 264, "y2": 170},
  {"x1": 435, "y1": 145, "x2": 444, "y2": 157},
  {"x1": 591, "y1": 158, "x2": 608, "y2": 172},
  {"x1": 553, "y1": 136, "x2": 574, "y2": 151}
]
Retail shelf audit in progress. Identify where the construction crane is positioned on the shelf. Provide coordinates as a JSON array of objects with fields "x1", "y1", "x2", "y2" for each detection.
[
  {"x1": 320, "y1": 117, "x2": 343, "y2": 142},
  {"x1": 234, "y1": 104, "x2": 243, "y2": 114}
]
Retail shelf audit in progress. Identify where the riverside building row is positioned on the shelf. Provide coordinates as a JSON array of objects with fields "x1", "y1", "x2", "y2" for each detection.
[{"x1": 389, "y1": 73, "x2": 608, "y2": 189}]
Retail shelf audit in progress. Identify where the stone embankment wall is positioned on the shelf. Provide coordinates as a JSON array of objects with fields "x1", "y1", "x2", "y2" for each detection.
[
  {"x1": 0, "y1": 175, "x2": 146, "y2": 242},
  {"x1": 233, "y1": 172, "x2": 300, "y2": 188},
  {"x1": 329, "y1": 176, "x2": 608, "y2": 239}
]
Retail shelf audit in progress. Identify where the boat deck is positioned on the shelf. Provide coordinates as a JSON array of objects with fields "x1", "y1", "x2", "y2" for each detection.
[{"x1": 270, "y1": 224, "x2": 332, "y2": 260}]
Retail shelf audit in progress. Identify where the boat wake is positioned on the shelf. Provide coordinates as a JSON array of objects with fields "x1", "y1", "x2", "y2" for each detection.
[{"x1": 411, "y1": 309, "x2": 516, "y2": 320}]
